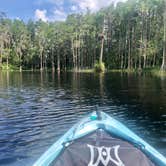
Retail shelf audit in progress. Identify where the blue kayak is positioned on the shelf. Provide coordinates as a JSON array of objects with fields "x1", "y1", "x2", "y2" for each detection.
[{"x1": 33, "y1": 111, "x2": 166, "y2": 166}]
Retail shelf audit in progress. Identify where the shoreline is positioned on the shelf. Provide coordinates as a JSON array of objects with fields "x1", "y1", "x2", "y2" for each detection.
[{"x1": 1, "y1": 68, "x2": 166, "y2": 76}]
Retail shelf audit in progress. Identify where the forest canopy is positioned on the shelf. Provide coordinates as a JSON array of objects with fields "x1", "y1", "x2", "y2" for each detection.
[{"x1": 0, "y1": 0, "x2": 166, "y2": 71}]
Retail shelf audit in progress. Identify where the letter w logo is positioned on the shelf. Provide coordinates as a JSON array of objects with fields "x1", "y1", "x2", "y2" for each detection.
[{"x1": 87, "y1": 144, "x2": 125, "y2": 166}]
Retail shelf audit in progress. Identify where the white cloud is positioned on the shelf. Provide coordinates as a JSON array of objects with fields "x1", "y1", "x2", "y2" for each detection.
[
  {"x1": 53, "y1": 9, "x2": 67, "y2": 21},
  {"x1": 16, "y1": 17, "x2": 21, "y2": 20},
  {"x1": 34, "y1": 0, "x2": 66, "y2": 22},
  {"x1": 34, "y1": 8, "x2": 67, "y2": 22},
  {"x1": 71, "y1": 0, "x2": 127, "y2": 12},
  {"x1": 71, "y1": 5, "x2": 78, "y2": 11},
  {"x1": 78, "y1": 0, "x2": 100, "y2": 12},
  {"x1": 35, "y1": 9, "x2": 48, "y2": 22},
  {"x1": 34, "y1": 0, "x2": 127, "y2": 22}
]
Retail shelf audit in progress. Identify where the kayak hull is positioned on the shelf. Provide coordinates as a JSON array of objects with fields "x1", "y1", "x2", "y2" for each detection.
[{"x1": 33, "y1": 111, "x2": 166, "y2": 166}]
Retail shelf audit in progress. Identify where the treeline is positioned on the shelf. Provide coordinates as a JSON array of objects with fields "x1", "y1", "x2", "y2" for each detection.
[{"x1": 0, "y1": 0, "x2": 166, "y2": 71}]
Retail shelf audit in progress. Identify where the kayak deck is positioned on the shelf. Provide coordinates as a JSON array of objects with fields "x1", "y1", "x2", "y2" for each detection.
[
  {"x1": 33, "y1": 111, "x2": 166, "y2": 166},
  {"x1": 51, "y1": 129, "x2": 155, "y2": 166}
]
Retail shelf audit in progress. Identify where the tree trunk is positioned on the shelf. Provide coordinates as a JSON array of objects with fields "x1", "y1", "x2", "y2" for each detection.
[
  {"x1": 143, "y1": 14, "x2": 148, "y2": 69},
  {"x1": 7, "y1": 54, "x2": 9, "y2": 70},
  {"x1": 127, "y1": 28, "x2": 131, "y2": 70},
  {"x1": 93, "y1": 46, "x2": 96, "y2": 67},
  {"x1": 161, "y1": 2, "x2": 166, "y2": 71},
  {"x1": 57, "y1": 49, "x2": 60, "y2": 72},
  {"x1": 139, "y1": 11, "x2": 145, "y2": 70},
  {"x1": 72, "y1": 38, "x2": 75, "y2": 69},
  {"x1": 0, "y1": 56, "x2": 2, "y2": 68},
  {"x1": 118, "y1": 33, "x2": 121, "y2": 68},
  {"x1": 78, "y1": 34, "x2": 81, "y2": 71},
  {"x1": 124, "y1": 31, "x2": 128, "y2": 69},
  {"x1": 19, "y1": 66, "x2": 22, "y2": 72},
  {"x1": 139, "y1": 28, "x2": 143, "y2": 70},
  {"x1": 19, "y1": 51, "x2": 22, "y2": 72},
  {"x1": 153, "y1": 54, "x2": 156, "y2": 67},
  {"x1": 0, "y1": 47, "x2": 2, "y2": 69},
  {"x1": 51, "y1": 48, "x2": 55, "y2": 72},
  {"x1": 100, "y1": 37, "x2": 104, "y2": 63},
  {"x1": 40, "y1": 49, "x2": 43, "y2": 71},
  {"x1": 143, "y1": 55, "x2": 146, "y2": 68},
  {"x1": 44, "y1": 54, "x2": 47, "y2": 71},
  {"x1": 134, "y1": 57, "x2": 137, "y2": 69}
]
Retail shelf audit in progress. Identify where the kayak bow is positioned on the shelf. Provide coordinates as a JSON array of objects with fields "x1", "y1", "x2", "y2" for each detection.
[{"x1": 33, "y1": 111, "x2": 166, "y2": 166}]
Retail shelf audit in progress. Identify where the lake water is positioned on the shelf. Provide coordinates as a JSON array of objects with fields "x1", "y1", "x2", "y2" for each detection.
[{"x1": 0, "y1": 71, "x2": 166, "y2": 165}]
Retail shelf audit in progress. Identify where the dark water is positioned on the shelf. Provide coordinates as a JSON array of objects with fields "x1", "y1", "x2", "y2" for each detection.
[{"x1": 0, "y1": 71, "x2": 166, "y2": 166}]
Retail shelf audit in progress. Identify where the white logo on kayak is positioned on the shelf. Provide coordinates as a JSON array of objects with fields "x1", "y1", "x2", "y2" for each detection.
[{"x1": 87, "y1": 144, "x2": 125, "y2": 166}]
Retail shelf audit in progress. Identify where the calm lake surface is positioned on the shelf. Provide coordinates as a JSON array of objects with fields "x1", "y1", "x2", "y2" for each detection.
[{"x1": 0, "y1": 71, "x2": 166, "y2": 165}]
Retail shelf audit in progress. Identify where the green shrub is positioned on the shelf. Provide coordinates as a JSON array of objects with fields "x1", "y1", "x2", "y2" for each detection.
[
  {"x1": 1, "y1": 64, "x2": 19, "y2": 71},
  {"x1": 94, "y1": 61, "x2": 105, "y2": 72}
]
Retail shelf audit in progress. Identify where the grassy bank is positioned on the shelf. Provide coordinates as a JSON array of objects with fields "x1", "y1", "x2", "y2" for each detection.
[
  {"x1": 1, "y1": 65, "x2": 166, "y2": 77},
  {"x1": 107, "y1": 68, "x2": 166, "y2": 75},
  {"x1": 68, "y1": 69, "x2": 94, "y2": 73},
  {"x1": 144, "y1": 68, "x2": 166, "y2": 77},
  {"x1": 0, "y1": 64, "x2": 19, "y2": 71}
]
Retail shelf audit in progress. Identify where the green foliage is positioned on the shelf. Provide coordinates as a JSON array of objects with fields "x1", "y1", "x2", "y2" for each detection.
[
  {"x1": 94, "y1": 61, "x2": 105, "y2": 73},
  {"x1": 0, "y1": 0, "x2": 166, "y2": 71},
  {"x1": 1, "y1": 63, "x2": 19, "y2": 71}
]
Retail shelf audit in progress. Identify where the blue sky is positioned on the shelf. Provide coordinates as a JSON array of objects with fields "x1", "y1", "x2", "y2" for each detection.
[{"x1": 0, "y1": 0, "x2": 126, "y2": 22}]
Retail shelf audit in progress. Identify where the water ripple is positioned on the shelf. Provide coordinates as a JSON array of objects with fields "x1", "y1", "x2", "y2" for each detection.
[{"x1": 0, "y1": 72, "x2": 166, "y2": 165}]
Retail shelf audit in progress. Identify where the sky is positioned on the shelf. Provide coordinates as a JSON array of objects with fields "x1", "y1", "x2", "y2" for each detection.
[{"x1": 0, "y1": 0, "x2": 126, "y2": 22}]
